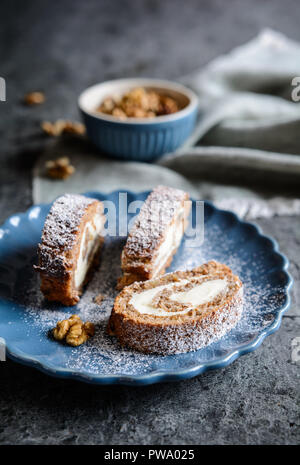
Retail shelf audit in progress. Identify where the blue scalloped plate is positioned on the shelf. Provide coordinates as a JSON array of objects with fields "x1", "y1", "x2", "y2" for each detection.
[{"x1": 0, "y1": 191, "x2": 292, "y2": 385}]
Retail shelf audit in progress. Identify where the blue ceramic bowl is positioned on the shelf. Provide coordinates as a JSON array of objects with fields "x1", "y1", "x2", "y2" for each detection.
[{"x1": 78, "y1": 78, "x2": 198, "y2": 161}]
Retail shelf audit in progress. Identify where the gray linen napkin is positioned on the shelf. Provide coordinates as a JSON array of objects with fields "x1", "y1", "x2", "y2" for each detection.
[{"x1": 178, "y1": 28, "x2": 300, "y2": 154}]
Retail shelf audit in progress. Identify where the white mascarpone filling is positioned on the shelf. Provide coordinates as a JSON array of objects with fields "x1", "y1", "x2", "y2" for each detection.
[
  {"x1": 170, "y1": 279, "x2": 227, "y2": 306},
  {"x1": 74, "y1": 213, "x2": 104, "y2": 288},
  {"x1": 130, "y1": 278, "x2": 227, "y2": 316},
  {"x1": 152, "y1": 209, "x2": 185, "y2": 277}
]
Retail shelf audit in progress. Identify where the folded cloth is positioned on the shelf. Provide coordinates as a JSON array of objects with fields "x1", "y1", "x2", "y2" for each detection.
[
  {"x1": 177, "y1": 28, "x2": 300, "y2": 154},
  {"x1": 33, "y1": 140, "x2": 300, "y2": 219},
  {"x1": 214, "y1": 197, "x2": 300, "y2": 220}
]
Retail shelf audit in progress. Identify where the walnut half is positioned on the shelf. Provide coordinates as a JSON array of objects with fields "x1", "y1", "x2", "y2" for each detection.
[{"x1": 52, "y1": 315, "x2": 95, "y2": 347}]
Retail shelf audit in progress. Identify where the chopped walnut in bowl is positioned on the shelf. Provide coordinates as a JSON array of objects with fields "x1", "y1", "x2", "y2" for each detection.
[{"x1": 96, "y1": 87, "x2": 180, "y2": 119}]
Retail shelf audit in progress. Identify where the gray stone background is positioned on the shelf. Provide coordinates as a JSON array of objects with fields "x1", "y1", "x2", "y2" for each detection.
[{"x1": 0, "y1": 0, "x2": 299, "y2": 445}]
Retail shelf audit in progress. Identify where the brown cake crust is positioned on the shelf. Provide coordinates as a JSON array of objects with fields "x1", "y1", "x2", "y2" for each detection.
[
  {"x1": 108, "y1": 261, "x2": 243, "y2": 354},
  {"x1": 35, "y1": 194, "x2": 105, "y2": 306},
  {"x1": 117, "y1": 185, "x2": 191, "y2": 289}
]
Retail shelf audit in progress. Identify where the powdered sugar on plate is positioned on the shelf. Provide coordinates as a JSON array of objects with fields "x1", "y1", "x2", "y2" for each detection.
[{"x1": 16, "y1": 206, "x2": 286, "y2": 377}]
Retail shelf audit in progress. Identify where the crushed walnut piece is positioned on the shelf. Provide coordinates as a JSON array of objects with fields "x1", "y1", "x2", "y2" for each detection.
[
  {"x1": 62, "y1": 120, "x2": 86, "y2": 135},
  {"x1": 52, "y1": 314, "x2": 95, "y2": 347},
  {"x1": 151, "y1": 287, "x2": 191, "y2": 313},
  {"x1": 24, "y1": 91, "x2": 45, "y2": 105},
  {"x1": 45, "y1": 157, "x2": 75, "y2": 180},
  {"x1": 96, "y1": 87, "x2": 180, "y2": 119},
  {"x1": 41, "y1": 119, "x2": 86, "y2": 137}
]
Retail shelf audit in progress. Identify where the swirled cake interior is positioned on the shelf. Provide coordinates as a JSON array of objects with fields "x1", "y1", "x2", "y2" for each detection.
[{"x1": 108, "y1": 261, "x2": 243, "y2": 354}]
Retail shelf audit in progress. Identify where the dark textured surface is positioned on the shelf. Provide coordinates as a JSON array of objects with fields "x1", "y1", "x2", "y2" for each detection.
[{"x1": 0, "y1": 0, "x2": 299, "y2": 445}]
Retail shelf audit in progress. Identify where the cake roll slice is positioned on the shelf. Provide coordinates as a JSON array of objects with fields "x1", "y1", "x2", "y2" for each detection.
[
  {"x1": 35, "y1": 193, "x2": 105, "y2": 306},
  {"x1": 118, "y1": 185, "x2": 191, "y2": 289},
  {"x1": 108, "y1": 261, "x2": 243, "y2": 354}
]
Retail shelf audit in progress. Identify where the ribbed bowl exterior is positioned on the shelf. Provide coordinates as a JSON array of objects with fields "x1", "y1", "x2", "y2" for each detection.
[{"x1": 81, "y1": 108, "x2": 197, "y2": 161}]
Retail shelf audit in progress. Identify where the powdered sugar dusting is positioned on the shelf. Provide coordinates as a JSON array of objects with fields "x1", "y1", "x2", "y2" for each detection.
[
  {"x1": 36, "y1": 193, "x2": 100, "y2": 281},
  {"x1": 124, "y1": 185, "x2": 187, "y2": 259},
  {"x1": 41, "y1": 193, "x2": 95, "y2": 250},
  {"x1": 20, "y1": 237, "x2": 156, "y2": 375},
  {"x1": 13, "y1": 204, "x2": 287, "y2": 377}
]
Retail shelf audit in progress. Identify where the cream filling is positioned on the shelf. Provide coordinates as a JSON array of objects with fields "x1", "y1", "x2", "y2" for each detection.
[
  {"x1": 130, "y1": 278, "x2": 227, "y2": 317},
  {"x1": 74, "y1": 213, "x2": 104, "y2": 288},
  {"x1": 170, "y1": 279, "x2": 227, "y2": 306},
  {"x1": 152, "y1": 209, "x2": 185, "y2": 277}
]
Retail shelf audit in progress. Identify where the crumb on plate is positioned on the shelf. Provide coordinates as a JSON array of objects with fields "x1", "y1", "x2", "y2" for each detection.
[{"x1": 94, "y1": 293, "x2": 105, "y2": 305}]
